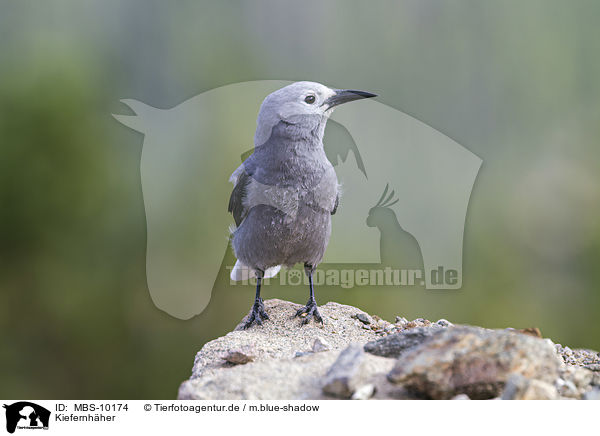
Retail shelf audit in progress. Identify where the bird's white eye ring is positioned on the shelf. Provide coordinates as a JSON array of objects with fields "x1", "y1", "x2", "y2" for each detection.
[{"x1": 304, "y1": 95, "x2": 316, "y2": 104}]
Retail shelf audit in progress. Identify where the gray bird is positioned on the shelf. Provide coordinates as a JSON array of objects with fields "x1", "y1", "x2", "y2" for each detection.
[{"x1": 228, "y1": 81, "x2": 376, "y2": 328}]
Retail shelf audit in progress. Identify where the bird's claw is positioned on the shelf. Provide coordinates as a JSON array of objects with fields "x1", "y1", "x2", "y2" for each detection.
[
  {"x1": 295, "y1": 299, "x2": 323, "y2": 325},
  {"x1": 243, "y1": 299, "x2": 269, "y2": 329}
]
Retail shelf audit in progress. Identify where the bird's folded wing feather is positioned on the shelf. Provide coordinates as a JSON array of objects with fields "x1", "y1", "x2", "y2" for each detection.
[
  {"x1": 312, "y1": 166, "x2": 340, "y2": 215},
  {"x1": 228, "y1": 164, "x2": 251, "y2": 227},
  {"x1": 229, "y1": 161, "x2": 339, "y2": 223},
  {"x1": 331, "y1": 193, "x2": 339, "y2": 215}
]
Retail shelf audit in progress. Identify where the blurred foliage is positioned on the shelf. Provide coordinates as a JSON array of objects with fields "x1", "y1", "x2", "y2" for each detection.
[{"x1": 1, "y1": 0, "x2": 599, "y2": 398}]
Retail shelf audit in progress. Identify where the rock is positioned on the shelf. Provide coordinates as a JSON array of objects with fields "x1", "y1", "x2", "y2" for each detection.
[
  {"x1": 351, "y1": 384, "x2": 376, "y2": 400},
  {"x1": 555, "y1": 345, "x2": 600, "y2": 367},
  {"x1": 583, "y1": 389, "x2": 600, "y2": 400},
  {"x1": 395, "y1": 316, "x2": 408, "y2": 325},
  {"x1": 312, "y1": 337, "x2": 331, "y2": 353},
  {"x1": 404, "y1": 318, "x2": 432, "y2": 329},
  {"x1": 364, "y1": 326, "x2": 443, "y2": 358},
  {"x1": 220, "y1": 345, "x2": 256, "y2": 365},
  {"x1": 556, "y1": 378, "x2": 579, "y2": 398},
  {"x1": 294, "y1": 351, "x2": 312, "y2": 358},
  {"x1": 178, "y1": 299, "x2": 394, "y2": 400},
  {"x1": 451, "y1": 394, "x2": 470, "y2": 400},
  {"x1": 179, "y1": 350, "x2": 394, "y2": 400},
  {"x1": 556, "y1": 366, "x2": 594, "y2": 398},
  {"x1": 501, "y1": 374, "x2": 558, "y2": 400},
  {"x1": 569, "y1": 367, "x2": 594, "y2": 390},
  {"x1": 436, "y1": 319, "x2": 453, "y2": 328},
  {"x1": 387, "y1": 325, "x2": 563, "y2": 399},
  {"x1": 506, "y1": 327, "x2": 542, "y2": 338},
  {"x1": 518, "y1": 327, "x2": 542, "y2": 338},
  {"x1": 191, "y1": 300, "x2": 381, "y2": 377},
  {"x1": 322, "y1": 344, "x2": 365, "y2": 398},
  {"x1": 177, "y1": 298, "x2": 598, "y2": 400},
  {"x1": 353, "y1": 312, "x2": 372, "y2": 325}
]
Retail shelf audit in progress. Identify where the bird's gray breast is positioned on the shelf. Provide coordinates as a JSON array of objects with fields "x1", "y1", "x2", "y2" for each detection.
[
  {"x1": 242, "y1": 135, "x2": 338, "y2": 219},
  {"x1": 233, "y1": 136, "x2": 338, "y2": 268}
]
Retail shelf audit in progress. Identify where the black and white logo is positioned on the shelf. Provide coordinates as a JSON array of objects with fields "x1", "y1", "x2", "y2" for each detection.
[{"x1": 3, "y1": 402, "x2": 50, "y2": 434}]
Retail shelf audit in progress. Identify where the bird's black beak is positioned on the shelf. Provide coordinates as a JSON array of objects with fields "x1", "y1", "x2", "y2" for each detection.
[{"x1": 324, "y1": 89, "x2": 377, "y2": 109}]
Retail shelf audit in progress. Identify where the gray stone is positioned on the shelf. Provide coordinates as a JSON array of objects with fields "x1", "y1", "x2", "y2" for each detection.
[
  {"x1": 312, "y1": 337, "x2": 331, "y2": 353},
  {"x1": 388, "y1": 326, "x2": 563, "y2": 399},
  {"x1": 583, "y1": 389, "x2": 600, "y2": 400},
  {"x1": 402, "y1": 318, "x2": 433, "y2": 329},
  {"x1": 556, "y1": 378, "x2": 579, "y2": 398},
  {"x1": 570, "y1": 367, "x2": 594, "y2": 390},
  {"x1": 395, "y1": 316, "x2": 408, "y2": 325},
  {"x1": 502, "y1": 374, "x2": 558, "y2": 400},
  {"x1": 351, "y1": 384, "x2": 376, "y2": 400},
  {"x1": 364, "y1": 326, "x2": 443, "y2": 358},
  {"x1": 557, "y1": 366, "x2": 595, "y2": 398},
  {"x1": 451, "y1": 394, "x2": 470, "y2": 400},
  {"x1": 322, "y1": 344, "x2": 365, "y2": 398},
  {"x1": 294, "y1": 351, "x2": 312, "y2": 358},
  {"x1": 353, "y1": 312, "x2": 372, "y2": 325},
  {"x1": 436, "y1": 319, "x2": 453, "y2": 327},
  {"x1": 555, "y1": 345, "x2": 600, "y2": 367}
]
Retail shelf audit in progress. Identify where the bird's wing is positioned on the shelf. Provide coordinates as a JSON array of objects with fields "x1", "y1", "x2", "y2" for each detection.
[
  {"x1": 331, "y1": 193, "x2": 339, "y2": 215},
  {"x1": 228, "y1": 164, "x2": 251, "y2": 227}
]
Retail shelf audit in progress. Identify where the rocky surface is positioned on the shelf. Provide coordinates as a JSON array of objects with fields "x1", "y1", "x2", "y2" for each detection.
[
  {"x1": 387, "y1": 325, "x2": 562, "y2": 399},
  {"x1": 178, "y1": 299, "x2": 600, "y2": 400},
  {"x1": 364, "y1": 326, "x2": 444, "y2": 358},
  {"x1": 322, "y1": 343, "x2": 366, "y2": 398}
]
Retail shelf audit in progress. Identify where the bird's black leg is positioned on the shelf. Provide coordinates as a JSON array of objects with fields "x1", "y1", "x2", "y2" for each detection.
[
  {"x1": 243, "y1": 271, "x2": 269, "y2": 329},
  {"x1": 295, "y1": 264, "x2": 323, "y2": 325}
]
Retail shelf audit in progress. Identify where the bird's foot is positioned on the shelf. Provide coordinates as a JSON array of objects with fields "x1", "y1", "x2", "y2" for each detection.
[
  {"x1": 243, "y1": 298, "x2": 269, "y2": 329},
  {"x1": 294, "y1": 298, "x2": 323, "y2": 325}
]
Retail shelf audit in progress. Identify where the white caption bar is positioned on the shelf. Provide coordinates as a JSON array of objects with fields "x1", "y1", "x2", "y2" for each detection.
[{"x1": 1, "y1": 400, "x2": 596, "y2": 435}]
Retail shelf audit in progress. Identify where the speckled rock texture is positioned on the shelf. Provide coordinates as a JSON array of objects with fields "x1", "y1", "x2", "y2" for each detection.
[{"x1": 177, "y1": 299, "x2": 600, "y2": 400}]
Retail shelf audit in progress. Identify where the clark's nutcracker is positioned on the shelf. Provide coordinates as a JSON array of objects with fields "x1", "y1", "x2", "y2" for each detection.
[{"x1": 228, "y1": 81, "x2": 376, "y2": 328}]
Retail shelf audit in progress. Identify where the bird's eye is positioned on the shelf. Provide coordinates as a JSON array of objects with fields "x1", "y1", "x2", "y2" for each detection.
[{"x1": 304, "y1": 95, "x2": 316, "y2": 104}]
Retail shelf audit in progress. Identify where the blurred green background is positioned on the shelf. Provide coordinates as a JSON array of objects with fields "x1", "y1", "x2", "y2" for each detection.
[{"x1": 1, "y1": 0, "x2": 599, "y2": 398}]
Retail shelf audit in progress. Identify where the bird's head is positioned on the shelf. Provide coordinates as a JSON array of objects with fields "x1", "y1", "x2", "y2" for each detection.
[{"x1": 255, "y1": 81, "x2": 376, "y2": 146}]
